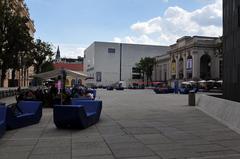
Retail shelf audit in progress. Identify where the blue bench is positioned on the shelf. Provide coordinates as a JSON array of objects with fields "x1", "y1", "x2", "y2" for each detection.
[
  {"x1": 71, "y1": 97, "x2": 94, "y2": 101},
  {"x1": 54, "y1": 100, "x2": 102, "y2": 129},
  {"x1": 71, "y1": 100, "x2": 102, "y2": 121},
  {"x1": 0, "y1": 103, "x2": 6, "y2": 137},
  {"x1": 6, "y1": 101, "x2": 42, "y2": 129}
]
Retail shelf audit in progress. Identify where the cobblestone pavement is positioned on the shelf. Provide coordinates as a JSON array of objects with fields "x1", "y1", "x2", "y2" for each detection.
[{"x1": 1, "y1": 89, "x2": 240, "y2": 159}]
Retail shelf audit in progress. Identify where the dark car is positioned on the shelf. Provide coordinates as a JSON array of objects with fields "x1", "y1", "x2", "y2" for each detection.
[{"x1": 106, "y1": 86, "x2": 114, "y2": 90}]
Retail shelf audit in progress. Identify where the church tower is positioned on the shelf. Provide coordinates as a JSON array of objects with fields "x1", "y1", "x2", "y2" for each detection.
[{"x1": 55, "y1": 46, "x2": 61, "y2": 61}]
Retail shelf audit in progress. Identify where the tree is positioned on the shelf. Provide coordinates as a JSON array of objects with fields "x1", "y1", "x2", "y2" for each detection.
[
  {"x1": 135, "y1": 57, "x2": 156, "y2": 86},
  {"x1": 32, "y1": 39, "x2": 54, "y2": 74},
  {"x1": 0, "y1": 0, "x2": 34, "y2": 86}
]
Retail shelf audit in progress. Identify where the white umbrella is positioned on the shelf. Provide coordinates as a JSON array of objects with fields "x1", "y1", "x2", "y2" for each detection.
[
  {"x1": 189, "y1": 81, "x2": 196, "y2": 83},
  {"x1": 199, "y1": 80, "x2": 206, "y2": 83},
  {"x1": 217, "y1": 80, "x2": 223, "y2": 83},
  {"x1": 207, "y1": 80, "x2": 215, "y2": 82}
]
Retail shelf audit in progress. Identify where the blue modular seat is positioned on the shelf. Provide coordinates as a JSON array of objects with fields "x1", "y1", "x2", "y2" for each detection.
[
  {"x1": 71, "y1": 96, "x2": 94, "y2": 101},
  {"x1": 54, "y1": 100, "x2": 102, "y2": 129},
  {"x1": 71, "y1": 100, "x2": 102, "y2": 121},
  {"x1": 0, "y1": 103, "x2": 6, "y2": 137},
  {"x1": 6, "y1": 101, "x2": 42, "y2": 129}
]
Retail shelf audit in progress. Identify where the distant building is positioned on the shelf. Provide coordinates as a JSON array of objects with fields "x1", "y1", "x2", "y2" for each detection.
[
  {"x1": 223, "y1": 0, "x2": 240, "y2": 102},
  {"x1": 152, "y1": 54, "x2": 170, "y2": 82},
  {"x1": 84, "y1": 41, "x2": 169, "y2": 86},
  {"x1": 152, "y1": 36, "x2": 222, "y2": 83},
  {"x1": 53, "y1": 46, "x2": 83, "y2": 71},
  {"x1": 53, "y1": 47, "x2": 84, "y2": 87}
]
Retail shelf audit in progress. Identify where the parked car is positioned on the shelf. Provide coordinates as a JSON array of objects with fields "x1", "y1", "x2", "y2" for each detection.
[
  {"x1": 106, "y1": 86, "x2": 114, "y2": 90},
  {"x1": 178, "y1": 82, "x2": 198, "y2": 94}
]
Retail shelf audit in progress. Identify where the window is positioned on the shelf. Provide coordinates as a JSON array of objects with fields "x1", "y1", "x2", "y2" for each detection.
[
  {"x1": 132, "y1": 74, "x2": 141, "y2": 79},
  {"x1": 108, "y1": 48, "x2": 115, "y2": 53},
  {"x1": 132, "y1": 67, "x2": 141, "y2": 74},
  {"x1": 96, "y1": 72, "x2": 102, "y2": 82}
]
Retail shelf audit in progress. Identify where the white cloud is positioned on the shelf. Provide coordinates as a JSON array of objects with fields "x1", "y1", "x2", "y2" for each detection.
[
  {"x1": 114, "y1": 0, "x2": 222, "y2": 45},
  {"x1": 53, "y1": 43, "x2": 86, "y2": 59}
]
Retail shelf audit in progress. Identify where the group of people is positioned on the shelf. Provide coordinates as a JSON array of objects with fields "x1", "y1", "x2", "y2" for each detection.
[{"x1": 16, "y1": 84, "x2": 95, "y2": 107}]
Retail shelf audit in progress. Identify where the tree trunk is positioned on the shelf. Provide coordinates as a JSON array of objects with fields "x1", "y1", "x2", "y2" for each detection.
[
  {"x1": 1, "y1": 69, "x2": 6, "y2": 87},
  {"x1": 12, "y1": 69, "x2": 16, "y2": 87},
  {"x1": 147, "y1": 76, "x2": 149, "y2": 86}
]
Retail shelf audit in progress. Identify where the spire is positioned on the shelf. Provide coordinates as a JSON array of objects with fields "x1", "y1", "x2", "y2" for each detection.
[{"x1": 56, "y1": 46, "x2": 61, "y2": 61}]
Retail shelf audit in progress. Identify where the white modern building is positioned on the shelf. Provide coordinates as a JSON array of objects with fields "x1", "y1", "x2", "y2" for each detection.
[{"x1": 84, "y1": 42, "x2": 169, "y2": 86}]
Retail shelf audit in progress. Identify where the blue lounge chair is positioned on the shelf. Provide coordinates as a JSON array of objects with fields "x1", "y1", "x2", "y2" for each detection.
[
  {"x1": 6, "y1": 101, "x2": 42, "y2": 129},
  {"x1": 0, "y1": 103, "x2": 6, "y2": 137},
  {"x1": 71, "y1": 100, "x2": 102, "y2": 121},
  {"x1": 71, "y1": 96, "x2": 94, "y2": 101},
  {"x1": 54, "y1": 100, "x2": 102, "y2": 129}
]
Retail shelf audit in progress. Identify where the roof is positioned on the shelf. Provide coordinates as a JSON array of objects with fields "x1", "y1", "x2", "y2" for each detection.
[
  {"x1": 33, "y1": 69, "x2": 88, "y2": 80},
  {"x1": 53, "y1": 63, "x2": 83, "y2": 71}
]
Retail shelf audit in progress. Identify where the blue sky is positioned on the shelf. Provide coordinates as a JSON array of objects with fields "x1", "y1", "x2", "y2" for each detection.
[{"x1": 25, "y1": 0, "x2": 222, "y2": 58}]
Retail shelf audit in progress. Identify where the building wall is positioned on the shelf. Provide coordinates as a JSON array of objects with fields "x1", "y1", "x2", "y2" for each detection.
[
  {"x1": 168, "y1": 36, "x2": 222, "y2": 81},
  {"x1": 152, "y1": 54, "x2": 170, "y2": 82},
  {"x1": 121, "y1": 44, "x2": 169, "y2": 84},
  {"x1": 84, "y1": 42, "x2": 169, "y2": 86},
  {"x1": 223, "y1": 0, "x2": 240, "y2": 102}
]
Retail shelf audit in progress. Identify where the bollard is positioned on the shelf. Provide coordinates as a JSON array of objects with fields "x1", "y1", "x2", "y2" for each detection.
[{"x1": 188, "y1": 90, "x2": 195, "y2": 106}]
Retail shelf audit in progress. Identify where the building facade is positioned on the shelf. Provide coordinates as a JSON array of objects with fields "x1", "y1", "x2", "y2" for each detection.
[
  {"x1": 153, "y1": 36, "x2": 222, "y2": 83},
  {"x1": 53, "y1": 47, "x2": 84, "y2": 87},
  {"x1": 152, "y1": 54, "x2": 170, "y2": 82},
  {"x1": 223, "y1": 0, "x2": 240, "y2": 102},
  {"x1": 84, "y1": 42, "x2": 169, "y2": 86}
]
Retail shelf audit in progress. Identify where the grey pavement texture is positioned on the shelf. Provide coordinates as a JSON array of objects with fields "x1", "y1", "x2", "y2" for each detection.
[{"x1": 1, "y1": 89, "x2": 240, "y2": 159}]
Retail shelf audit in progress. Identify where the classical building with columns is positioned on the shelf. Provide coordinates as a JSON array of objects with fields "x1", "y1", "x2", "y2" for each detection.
[
  {"x1": 153, "y1": 36, "x2": 223, "y2": 83},
  {"x1": 152, "y1": 54, "x2": 170, "y2": 82}
]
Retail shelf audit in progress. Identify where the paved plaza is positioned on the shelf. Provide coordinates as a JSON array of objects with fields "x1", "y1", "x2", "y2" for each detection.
[{"x1": 1, "y1": 89, "x2": 240, "y2": 159}]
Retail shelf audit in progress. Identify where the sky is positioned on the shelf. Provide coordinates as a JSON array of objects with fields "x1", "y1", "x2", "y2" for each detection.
[{"x1": 25, "y1": 0, "x2": 222, "y2": 58}]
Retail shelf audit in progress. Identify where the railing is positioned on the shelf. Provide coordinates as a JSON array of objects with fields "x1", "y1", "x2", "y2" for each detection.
[{"x1": 0, "y1": 87, "x2": 29, "y2": 99}]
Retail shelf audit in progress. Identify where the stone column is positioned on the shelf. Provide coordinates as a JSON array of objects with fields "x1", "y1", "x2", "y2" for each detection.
[
  {"x1": 176, "y1": 54, "x2": 179, "y2": 79},
  {"x1": 192, "y1": 52, "x2": 200, "y2": 79},
  {"x1": 183, "y1": 53, "x2": 187, "y2": 79}
]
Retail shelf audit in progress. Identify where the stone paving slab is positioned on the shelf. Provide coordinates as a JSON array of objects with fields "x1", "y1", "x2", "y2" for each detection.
[{"x1": 1, "y1": 90, "x2": 240, "y2": 159}]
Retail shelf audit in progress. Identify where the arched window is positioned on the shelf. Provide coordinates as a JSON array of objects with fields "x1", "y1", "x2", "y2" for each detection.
[
  {"x1": 200, "y1": 54, "x2": 211, "y2": 80},
  {"x1": 178, "y1": 57, "x2": 184, "y2": 79},
  {"x1": 186, "y1": 55, "x2": 193, "y2": 79},
  {"x1": 71, "y1": 79, "x2": 75, "y2": 86}
]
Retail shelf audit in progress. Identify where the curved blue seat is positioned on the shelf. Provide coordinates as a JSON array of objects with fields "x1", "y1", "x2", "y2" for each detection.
[
  {"x1": 71, "y1": 100, "x2": 102, "y2": 121},
  {"x1": 54, "y1": 100, "x2": 102, "y2": 129},
  {"x1": 6, "y1": 101, "x2": 42, "y2": 129},
  {"x1": 0, "y1": 103, "x2": 6, "y2": 137}
]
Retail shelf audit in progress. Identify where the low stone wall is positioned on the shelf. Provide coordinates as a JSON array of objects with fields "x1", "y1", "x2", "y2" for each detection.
[{"x1": 197, "y1": 94, "x2": 240, "y2": 134}]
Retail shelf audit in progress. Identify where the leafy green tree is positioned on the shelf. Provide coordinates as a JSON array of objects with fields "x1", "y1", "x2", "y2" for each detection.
[
  {"x1": 135, "y1": 57, "x2": 156, "y2": 86},
  {"x1": 32, "y1": 39, "x2": 54, "y2": 74},
  {"x1": 0, "y1": 0, "x2": 34, "y2": 86}
]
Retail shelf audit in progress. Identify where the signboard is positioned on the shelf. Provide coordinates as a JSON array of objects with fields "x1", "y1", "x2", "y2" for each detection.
[
  {"x1": 186, "y1": 59, "x2": 193, "y2": 70},
  {"x1": 171, "y1": 62, "x2": 176, "y2": 74}
]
